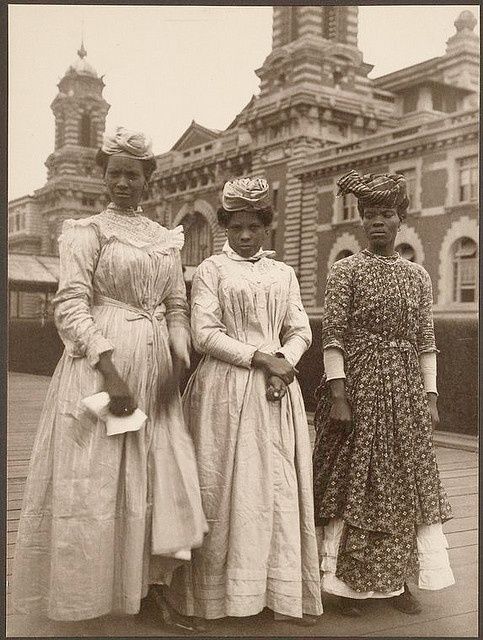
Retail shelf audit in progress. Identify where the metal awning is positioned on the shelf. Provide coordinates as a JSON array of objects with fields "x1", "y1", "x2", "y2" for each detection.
[{"x1": 8, "y1": 254, "x2": 60, "y2": 289}]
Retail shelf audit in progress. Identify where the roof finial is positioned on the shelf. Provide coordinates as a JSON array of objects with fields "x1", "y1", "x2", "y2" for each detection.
[{"x1": 78, "y1": 21, "x2": 87, "y2": 59}]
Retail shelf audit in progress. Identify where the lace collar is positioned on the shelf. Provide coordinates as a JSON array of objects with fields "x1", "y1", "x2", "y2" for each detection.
[
  {"x1": 62, "y1": 210, "x2": 185, "y2": 254},
  {"x1": 106, "y1": 202, "x2": 143, "y2": 217},
  {"x1": 222, "y1": 240, "x2": 276, "y2": 263}
]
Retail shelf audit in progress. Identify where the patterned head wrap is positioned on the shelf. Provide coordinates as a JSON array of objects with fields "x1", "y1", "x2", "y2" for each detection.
[
  {"x1": 101, "y1": 126, "x2": 154, "y2": 160},
  {"x1": 222, "y1": 177, "x2": 271, "y2": 211},
  {"x1": 337, "y1": 170, "x2": 408, "y2": 218}
]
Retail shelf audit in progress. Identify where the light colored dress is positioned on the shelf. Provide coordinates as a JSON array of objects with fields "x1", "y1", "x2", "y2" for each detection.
[
  {"x1": 168, "y1": 243, "x2": 323, "y2": 620},
  {"x1": 12, "y1": 204, "x2": 207, "y2": 621}
]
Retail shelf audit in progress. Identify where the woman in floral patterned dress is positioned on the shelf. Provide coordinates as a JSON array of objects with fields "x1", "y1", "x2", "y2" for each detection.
[
  {"x1": 11, "y1": 128, "x2": 207, "y2": 625},
  {"x1": 313, "y1": 171, "x2": 454, "y2": 617}
]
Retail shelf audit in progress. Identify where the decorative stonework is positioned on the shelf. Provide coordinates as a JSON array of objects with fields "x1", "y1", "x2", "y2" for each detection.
[
  {"x1": 395, "y1": 224, "x2": 425, "y2": 266},
  {"x1": 327, "y1": 232, "x2": 362, "y2": 269}
]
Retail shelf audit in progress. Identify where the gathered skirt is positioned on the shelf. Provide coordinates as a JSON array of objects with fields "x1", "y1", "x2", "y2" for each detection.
[
  {"x1": 168, "y1": 356, "x2": 323, "y2": 619},
  {"x1": 11, "y1": 305, "x2": 207, "y2": 621}
]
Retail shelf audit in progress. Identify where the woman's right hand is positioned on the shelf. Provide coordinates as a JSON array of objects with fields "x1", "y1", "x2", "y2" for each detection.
[
  {"x1": 329, "y1": 397, "x2": 352, "y2": 433},
  {"x1": 252, "y1": 351, "x2": 296, "y2": 386},
  {"x1": 97, "y1": 352, "x2": 137, "y2": 416},
  {"x1": 104, "y1": 372, "x2": 137, "y2": 416}
]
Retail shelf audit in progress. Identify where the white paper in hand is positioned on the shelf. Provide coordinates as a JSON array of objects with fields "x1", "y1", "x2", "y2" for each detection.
[{"x1": 81, "y1": 392, "x2": 147, "y2": 436}]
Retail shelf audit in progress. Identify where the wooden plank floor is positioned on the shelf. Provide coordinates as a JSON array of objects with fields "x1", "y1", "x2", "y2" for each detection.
[{"x1": 6, "y1": 372, "x2": 479, "y2": 637}]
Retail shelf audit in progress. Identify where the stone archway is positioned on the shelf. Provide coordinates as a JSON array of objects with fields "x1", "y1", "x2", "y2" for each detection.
[
  {"x1": 395, "y1": 224, "x2": 425, "y2": 265},
  {"x1": 327, "y1": 232, "x2": 362, "y2": 269}
]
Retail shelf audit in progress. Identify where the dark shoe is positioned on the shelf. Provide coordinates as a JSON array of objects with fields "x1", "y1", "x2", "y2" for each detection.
[
  {"x1": 276, "y1": 613, "x2": 320, "y2": 626},
  {"x1": 147, "y1": 586, "x2": 209, "y2": 633},
  {"x1": 391, "y1": 584, "x2": 422, "y2": 615},
  {"x1": 337, "y1": 596, "x2": 363, "y2": 617}
]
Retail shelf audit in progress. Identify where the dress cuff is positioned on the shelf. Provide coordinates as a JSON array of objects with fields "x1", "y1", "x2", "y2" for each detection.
[
  {"x1": 324, "y1": 347, "x2": 346, "y2": 380},
  {"x1": 419, "y1": 351, "x2": 437, "y2": 395},
  {"x1": 277, "y1": 336, "x2": 308, "y2": 367},
  {"x1": 86, "y1": 335, "x2": 114, "y2": 368}
]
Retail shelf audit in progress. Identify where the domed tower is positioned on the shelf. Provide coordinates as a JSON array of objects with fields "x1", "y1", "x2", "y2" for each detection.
[
  {"x1": 37, "y1": 42, "x2": 111, "y2": 255},
  {"x1": 47, "y1": 41, "x2": 110, "y2": 178}
]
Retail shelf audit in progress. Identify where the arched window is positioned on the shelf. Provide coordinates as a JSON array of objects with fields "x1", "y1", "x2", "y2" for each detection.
[
  {"x1": 181, "y1": 212, "x2": 213, "y2": 267},
  {"x1": 452, "y1": 237, "x2": 478, "y2": 303},
  {"x1": 79, "y1": 112, "x2": 94, "y2": 147},
  {"x1": 335, "y1": 249, "x2": 353, "y2": 262},
  {"x1": 396, "y1": 242, "x2": 416, "y2": 262}
]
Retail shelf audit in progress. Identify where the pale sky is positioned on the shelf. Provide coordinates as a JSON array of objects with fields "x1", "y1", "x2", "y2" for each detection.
[{"x1": 8, "y1": 4, "x2": 480, "y2": 200}]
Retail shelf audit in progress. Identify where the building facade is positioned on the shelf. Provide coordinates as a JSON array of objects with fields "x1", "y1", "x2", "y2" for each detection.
[{"x1": 8, "y1": 7, "x2": 479, "y2": 320}]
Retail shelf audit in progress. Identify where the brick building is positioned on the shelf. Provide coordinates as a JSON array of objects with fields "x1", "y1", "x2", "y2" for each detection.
[{"x1": 8, "y1": 6, "x2": 479, "y2": 320}]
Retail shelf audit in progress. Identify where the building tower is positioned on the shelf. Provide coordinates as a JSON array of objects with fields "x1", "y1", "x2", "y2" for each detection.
[
  {"x1": 233, "y1": 6, "x2": 396, "y2": 305},
  {"x1": 36, "y1": 42, "x2": 110, "y2": 254}
]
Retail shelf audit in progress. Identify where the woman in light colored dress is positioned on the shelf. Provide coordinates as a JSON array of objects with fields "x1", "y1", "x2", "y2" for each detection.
[
  {"x1": 313, "y1": 171, "x2": 454, "y2": 617},
  {"x1": 11, "y1": 128, "x2": 207, "y2": 625},
  {"x1": 168, "y1": 178, "x2": 323, "y2": 626}
]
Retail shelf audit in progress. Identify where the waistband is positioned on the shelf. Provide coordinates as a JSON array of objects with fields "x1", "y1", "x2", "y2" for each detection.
[
  {"x1": 348, "y1": 329, "x2": 416, "y2": 352},
  {"x1": 93, "y1": 293, "x2": 166, "y2": 323}
]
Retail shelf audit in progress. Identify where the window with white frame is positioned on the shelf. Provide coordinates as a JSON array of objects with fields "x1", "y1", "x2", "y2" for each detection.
[
  {"x1": 339, "y1": 193, "x2": 358, "y2": 222},
  {"x1": 457, "y1": 156, "x2": 478, "y2": 203},
  {"x1": 395, "y1": 168, "x2": 417, "y2": 211},
  {"x1": 452, "y1": 237, "x2": 478, "y2": 303},
  {"x1": 395, "y1": 242, "x2": 416, "y2": 262}
]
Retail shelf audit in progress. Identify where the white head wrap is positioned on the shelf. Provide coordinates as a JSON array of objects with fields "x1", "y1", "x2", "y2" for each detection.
[
  {"x1": 101, "y1": 126, "x2": 154, "y2": 160},
  {"x1": 222, "y1": 177, "x2": 270, "y2": 211}
]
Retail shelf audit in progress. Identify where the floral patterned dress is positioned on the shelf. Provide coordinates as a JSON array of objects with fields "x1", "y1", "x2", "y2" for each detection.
[
  {"x1": 12, "y1": 205, "x2": 207, "y2": 621},
  {"x1": 313, "y1": 250, "x2": 453, "y2": 596}
]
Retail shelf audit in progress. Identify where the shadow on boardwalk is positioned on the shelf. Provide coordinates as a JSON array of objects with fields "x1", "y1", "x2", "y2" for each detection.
[{"x1": 7, "y1": 372, "x2": 479, "y2": 638}]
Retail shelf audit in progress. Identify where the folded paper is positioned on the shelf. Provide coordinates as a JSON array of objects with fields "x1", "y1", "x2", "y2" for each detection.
[{"x1": 82, "y1": 391, "x2": 147, "y2": 436}]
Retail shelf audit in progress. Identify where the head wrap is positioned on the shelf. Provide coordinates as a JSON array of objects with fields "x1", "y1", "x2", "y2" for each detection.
[
  {"x1": 101, "y1": 126, "x2": 154, "y2": 160},
  {"x1": 336, "y1": 170, "x2": 408, "y2": 216},
  {"x1": 222, "y1": 177, "x2": 271, "y2": 211}
]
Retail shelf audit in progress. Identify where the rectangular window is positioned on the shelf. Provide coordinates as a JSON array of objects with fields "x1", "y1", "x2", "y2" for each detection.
[
  {"x1": 270, "y1": 228, "x2": 277, "y2": 251},
  {"x1": 453, "y1": 260, "x2": 477, "y2": 303},
  {"x1": 395, "y1": 167, "x2": 417, "y2": 211},
  {"x1": 9, "y1": 291, "x2": 19, "y2": 318},
  {"x1": 18, "y1": 292, "x2": 42, "y2": 319},
  {"x1": 457, "y1": 156, "x2": 478, "y2": 203},
  {"x1": 272, "y1": 187, "x2": 279, "y2": 211},
  {"x1": 341, "y1": 194, "x2": 357, "y2": 221}
]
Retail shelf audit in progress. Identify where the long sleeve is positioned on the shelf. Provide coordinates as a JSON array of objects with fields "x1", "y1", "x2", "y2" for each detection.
[
  {"x1": 53, "y1": 221, "x2": 114, "y2": 368},
  {"x1": 190, "y1": 259, "x2": 257, "y2": 368},
  {"x1": 322, "y1": 260, "x2": 353, "y2": 352},
  {"x1": 278, "y1": 268, "x2": 312, "y2": 367},
  {"x1": 417, "y1": 267, "x2": 438, "y2": 354},
  {"x1": 165, "y1": 249, "x2": 190, "y2": 333}
]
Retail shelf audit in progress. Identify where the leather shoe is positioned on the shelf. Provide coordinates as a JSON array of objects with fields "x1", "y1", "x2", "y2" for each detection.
[
  {"x1": 337, "y1": 596, "x2": 363, "y2": 617},
  {"x1": 391, "y1": 584, "x2": 422, "y2": 615}
]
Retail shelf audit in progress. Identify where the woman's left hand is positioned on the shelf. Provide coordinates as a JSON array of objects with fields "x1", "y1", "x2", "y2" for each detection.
[
  {"x1": 266, "y1": 375, "x2": 287, "y2": 402},
  {"x1": 427, "y1": 393, "x2": 440, "y2": 430},
  {"x1": 169, "y1": 328, "x2": 191, "y2": 372}
]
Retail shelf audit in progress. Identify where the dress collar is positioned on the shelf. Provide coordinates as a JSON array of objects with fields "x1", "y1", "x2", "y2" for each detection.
[
  {"x1": 362, "y1": 248, "x2": 400, "y2": 264},
  {"x1": 107, "y1": 202, "x2": 143, "y2": 217},
  {"x1": 222, "y1": 240, "x2": 276, "y2": 262}
]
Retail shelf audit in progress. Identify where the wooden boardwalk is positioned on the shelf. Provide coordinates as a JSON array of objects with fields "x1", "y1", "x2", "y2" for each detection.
[{"x1": 6, "y1": 372, "x2": 479, "y2": 638}]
